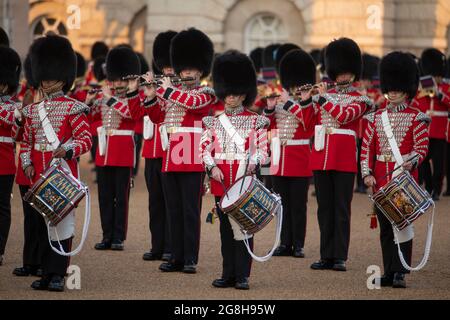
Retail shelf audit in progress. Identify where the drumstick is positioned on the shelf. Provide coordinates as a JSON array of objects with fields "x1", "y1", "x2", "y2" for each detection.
[
  {"x1": 220, "y1": 179, "x2": 229, "y2": 200},
  {"x1": 376, "y1": 154, "x2": 420, "y2": 185},
  {"x1": 239, "y1": 156, "x2": 251, "y2": 195}
]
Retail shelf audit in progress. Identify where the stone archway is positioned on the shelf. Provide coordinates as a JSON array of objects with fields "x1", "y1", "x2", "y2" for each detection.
[{"x1": 223, "y1": 0, "x2": 305, "y2": 53}]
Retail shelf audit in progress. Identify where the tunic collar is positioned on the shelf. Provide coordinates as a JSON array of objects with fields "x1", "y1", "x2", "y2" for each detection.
[{"x1": 225, "y1": 106, "x2": 244, "y2": 116}]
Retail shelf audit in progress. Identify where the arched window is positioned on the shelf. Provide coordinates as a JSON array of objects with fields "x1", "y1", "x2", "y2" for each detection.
[
  {"x1": 244, "y1": 13, "x2": 288, "y2": 53},
  {"x1": 32, "y1": 16, "x2": 68, "y2": 39}
]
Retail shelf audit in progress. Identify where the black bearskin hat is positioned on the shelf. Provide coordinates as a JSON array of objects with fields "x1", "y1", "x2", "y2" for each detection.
[
  {"x1": 325, "y1": 38, "x2": 362, "y2": 81},
  {"x1": 420, "y1": 48, "x2": 446, "y2": 77},
  {"x1": 309, "y1": 49, "x2": 321, "y2": 65},
  {"x1": 170, "y1": 28, "x2": 214, "y2": 78},
  {"x1": 29, "y1": 35, "x2": 76, "y2": 93},
  {"x1": 106, "y1": 46, "x2": 140, "y2": 81},
  {"x1": 249, "y1": 47, "x2": 263, "y2": 73},
  {"x1": 446, "y1": 56, "x2": 450, "y2": 79},
  {"x1": 91, "y1": 41, "x2": 109, "y2": 60},
  {"x1": 279, "y1": 49, "x2": 316, "y2": 90},
  {"x1": 137, "y1": 53, "x2": 150, "y2": 74},
  {"x1": 153, "y1": 30, "x2": 177, "y2": 71},
  {"x1": 75, "y1": 52, "x2": 86, "y2": 78},
  {"x1": 93, "y1": 57, "x2": 106, "y2": 82},
  {"x1": 0, "y1": 27, "x2": 9, "y2": 47},
  {"x1": 212, "y1": 50, "x2": 257, "y2": 108},
  {"x1": 275, "y1": 43, "x2": 300, "y2": 71},
  {"x1": 152, "y1": 60, "x2": 161, "y2": 74},
  {"x1": 361, "y1": 54, "x2": 380, "y2": 80},
  {"x1": 0, "y1": 46, "x2": 21, "y2": 94},
  {"x1": 23, "y1": 54, "x2": 38, "y2": 89},
  {"x1": 380, "y1": 51, "x2": 419, "y2": 99},
  {"x1": 262, "y1": 43, "x2": 280, "y2": 68}
]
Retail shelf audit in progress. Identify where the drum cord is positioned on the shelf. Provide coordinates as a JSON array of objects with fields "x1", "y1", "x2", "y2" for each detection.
[
  {"x1": 397, "y1": 202, "x2": 435, "y2": 271},
  {"x1": 46, "y1": 188, "x2": 91, "y2": 257},
  {"x1": 243, "y1": 201, "x2": 283, "y2": 262}
]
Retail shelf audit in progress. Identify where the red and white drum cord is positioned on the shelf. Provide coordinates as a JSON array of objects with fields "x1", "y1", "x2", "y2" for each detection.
[
  {"x1": 243, "y1": 203, "x2": 283, "y2": 262},
  {"x1": 397, "y1": 202, "x2": 435, "y2": 271},
  {"x1": 47, "y1": 188, "x2": 91, "y2": 257}
]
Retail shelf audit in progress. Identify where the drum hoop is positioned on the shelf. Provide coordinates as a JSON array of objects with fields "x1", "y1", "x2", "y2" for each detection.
[{"x1": 219, "y1": 175, "x2": 255, "y2": 212}]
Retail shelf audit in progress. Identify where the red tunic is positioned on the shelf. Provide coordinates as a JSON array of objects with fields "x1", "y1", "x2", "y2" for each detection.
[
  {"x1": 411, "y1": 82, "x2": 450, "y2": 140},
  {"x1": 360, "y1": 103, "x2": 430, "y2": 192},
  {"x1": 155, "y1": 84, "x2": 217, "y2": 172},
  {"x1": 200, "y1": 107, "x2": 269, "y2": 196},
  {"x1": 0, "y1": 95, "x2": 19, "y2": 175},
  {"x1": 264, "y1": 100, "x2": 314, "y2": 177},
  {"x1": 299, "y1": 86, "x2": 372, "y2": 173},
  {"x1": 92, "y1": 91, "x2": 139, "y2": 168},
  {"x1": 20, "y1": 92, "x2": 92, "y2": 181}
]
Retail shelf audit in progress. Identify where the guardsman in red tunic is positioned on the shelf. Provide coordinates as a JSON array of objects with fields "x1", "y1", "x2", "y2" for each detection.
[
  {"x1": 12, "y1": 54, "x2": 47, "y2": 277},
  {"x1": 88, "y1": 46, "x2": 141, "y2": 251},
  {"x1": 414, "y1": 48, "x2": 450, "y2": 201},
  {"x1": 69, "y1": 52, "x2": 88, "y2": 103},
  {"x1": 155, "y1": 28, "x2": 217, "y2": 274},
  {"x1": 264, "y1": 49, "x2": 315, "y2": 258},
  {"x1": 361, "y1": 52, "x2": 430, "y2": 288},
  {"x1": 84, "y1": 41, "x2": 109, "y2": 87},
  {"x1": 355, "y1": 54, "x2": 381, "y2": 194},
  {"x1": 20, "y1": 35, "x2": 92, "y2": 291},
  {"x1": 128, "y1": 30, "x2": 178, "y2": 262},
  {"x1": 0, "y1": 45, "x2": 21, "y2": 266},
  {"x1": 444, "y1": 58, "x2": 450, "y2": 197},
  {"x1": 201, "y1": 50, "x2": 269, "y2": 290},
  {"x1": 299, "y1": 38, "x2": 373, "y2": 271}
]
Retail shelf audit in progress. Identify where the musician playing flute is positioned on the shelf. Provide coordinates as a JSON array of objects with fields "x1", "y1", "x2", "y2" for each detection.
[
  {"x1": 200, "y1": 50, "x2": 269, "y2": 290},
  {"x1": 87, "y1": 46, "x2": 141, "y2": 252},
  {"x1": 297, "y1": 38, "x2": 373, "y2": 272},
  {"x1": 264, "y1": 49, "x2": 316, "y2": 258},
  {"x1": 361, "y1": 52, "x2": 430, "y2": 288},
  {"x1": 127, "y1": 30, "x2": 178, "y2": 262},
  {"x1": 20, "y1": 35, "x2": 92, "y2": 291}
]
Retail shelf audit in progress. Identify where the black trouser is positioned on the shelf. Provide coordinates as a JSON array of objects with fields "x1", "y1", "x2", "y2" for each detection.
[
  {"x1": 272, "y1": 176, "x2": 309, "y2": 248},
  {"x1": 40, "y1": 237, "x2": 72, "y2": 277},
  {"x1": 420, "y1": 138, "x2": 446, "y2": 196},
  {"x1": 313, "y1": 170, "x2": 354, "y2": 261},
  {"x1": 133, "y1": 134, "x2": 143, "y2": 177},
  {"x1": 161, "y1": 171, "x2": 203, "y2": 264},
  {"x1": 144, "y1": 158, "x2": 171, "y2": 255},
  {"x1": 90, "y1": 136, "x2": 98, "y2": 182},
  {"x1": 446, "y1": 142, "x2": 450, "y2": 193},
  {"x1": 97, "y1": 166, "x2": 131, "y2": 241},
  {"x1": 215, "y1": 197, "x2": 253, "y2": 281},
  {"x1": 356, "y1": 138, "x2": 366, "y2": 191},
  {"x1": 19, "y1": 185, "x2": 47, "y2": 267},
  {"x1": 0, "y1": 175, "x2": 14, "y2": 256},
  {"x1": 375, "y1": 207, "x2": 412, "y2": 275}
]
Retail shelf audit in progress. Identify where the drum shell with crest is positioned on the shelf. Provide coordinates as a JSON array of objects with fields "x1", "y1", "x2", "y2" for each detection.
[{"x1": 219, "y1": 176, "x2": 281, "y2": 235}]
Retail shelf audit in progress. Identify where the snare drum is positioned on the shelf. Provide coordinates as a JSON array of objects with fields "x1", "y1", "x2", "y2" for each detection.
[
  {"x1": 371, "y1": 171, "x2": 433, "y2": 231},
  {"x1": 219, "y1": 176, "x2": 281, "y2": 235},
  {"x1": 24, "y1": 161, "x2": 88, "y2": 226}
]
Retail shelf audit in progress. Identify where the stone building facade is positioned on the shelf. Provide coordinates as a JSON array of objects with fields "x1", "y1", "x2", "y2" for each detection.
[{"x1": 2, "y1": 0, "x2": 450, "y2": 61}]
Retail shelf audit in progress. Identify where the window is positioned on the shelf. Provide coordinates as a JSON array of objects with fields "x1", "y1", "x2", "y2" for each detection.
[
  {"x1": 32, "y1": 16, "x2": 68, "y2": 39},
  {"x1": 244, "y1": 13, "x2": 288, "y2": 53}
]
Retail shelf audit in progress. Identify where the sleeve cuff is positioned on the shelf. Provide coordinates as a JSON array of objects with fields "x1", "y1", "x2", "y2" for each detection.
[
  {"x1": 106, "y1": 97, "x2": 116, "y2": 107},
  {"x1": 300, "y1": 97, "x2": 313, "y2": 107},
  {"x1": 163, "y1": 87, "x2": 174, "y2": 100},
  {"x1": 126, "y1": 90, "x2": 139, "y2": 99},
  {"x1": 264, "y1": 108, "x2": 275, "y2": 115},
  {"x1": 144, "y1": 96, "x2": 158, "y2": 107},
  {"x1": 318, "y1": 96, "x2": 327, "y2": 106},
  {"x1": 64, "y1": 149, "x2": 74, "y2": 160}
]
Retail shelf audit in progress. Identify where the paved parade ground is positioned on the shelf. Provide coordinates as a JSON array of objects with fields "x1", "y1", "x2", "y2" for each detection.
[{"x1": 1, "y1": 155, "x2": 449, "y2": 300}]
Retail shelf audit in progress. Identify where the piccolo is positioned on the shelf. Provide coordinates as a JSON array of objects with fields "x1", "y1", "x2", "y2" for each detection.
[
  {"x1": 140, "y1": 76, "x2": 195, "y2": 87},
  {"x1": 261, "y1": 93, "x2": 281, "y2": 99},
  {"x1": 88, "y1": 88, "x2": 103, "y2": 94},
  {"x1": 122, "y1": 74, "x2": 178, "y2": 81}
]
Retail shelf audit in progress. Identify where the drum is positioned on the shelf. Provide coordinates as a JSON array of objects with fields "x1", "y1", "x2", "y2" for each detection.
[
  {"x1": 24, "y1": 161, "x2": 88, "y2": 226},
  {"x1": 371, "y1": 171, "x2": 433, "y2": 231},
  {"x1": 219, "y1": 176, "x2": 281, "y2": 235}
]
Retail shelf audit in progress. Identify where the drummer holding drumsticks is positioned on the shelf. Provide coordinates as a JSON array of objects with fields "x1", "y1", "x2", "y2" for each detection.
[
  {"x1": 360, "y1": 52, "x2": 430, "y2": 288},
  {"x1": 200, "y1": 50, "x2": 269, "y2": 290}
]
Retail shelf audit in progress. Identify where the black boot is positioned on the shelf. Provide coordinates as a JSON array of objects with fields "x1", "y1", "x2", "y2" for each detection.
[
  {"x1": 332, "y1": 259, "x2": 347, "y2": 271},
  {"x1": 48, "y1": 275, "x2": 65, "y2": 292},
  {"x1": 293, "y1": 246, "x2": 305, "y2": 258},
  {"x1": 372, "y1": 274, "x2": 394, "y2": 287},
  {"x1": 310, "y1": 259, "x2": 334, "y2": 270},
  {"x1": 212, "y1": 278, "x2": 235, "y2": 288},
  {"x1": 31, "y1": 275, "x2": 51, "y2": 290},
  {"x1": 272, "y1": 245, "x2": 293, "y2": 257},
  {"x1": 94, "y1": 239, "x2": 111, "y2": 250},
  {"x1": 111, "y1": 239, "x2": 124, "y2": 251},
  {"x1": 235, "y1": 278, "x2": 250, "y2": 290},
  {"x1": 143, "y1": 250, "x2": 162, "y2": 261},
  {"x1": 13, "y1": 265, "x2": 40, "y2": 277},
  {"x1": 159, "y1": 261, "x2": 184, "y2": 272},
  {"x1": 393, "y1": 273, "x2": 406, "y2": 288}
]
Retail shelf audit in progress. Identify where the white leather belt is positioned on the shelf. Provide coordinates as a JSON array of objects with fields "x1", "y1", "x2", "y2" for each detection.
[
  {"x1": 0, "y1": 136, "x2": 14, "y2": 143},
  {"x1": 34, "y1": 143, "x2": 55, "y2": 152},
  {"x1": 377, "y1": 154, "x2": 412, "y2": 163},
  {"x1": 282, "y1": 139, "x2": 310, "y2": 146},
  {"x1": 326, "y1": 127, "x2": 356, "y2": 137},
  {"x1": 214, "y1": 153, "x2": 247, "y2": 161},
  {"x1": 105, "y1": 129, "x2": 134, "y2": 136},
  {"x1": 426, "y1": 110, "x2": 448, "y2": 117},
  {"x1": 166, "y1": 127, "x2": 203, "y2": 134}
]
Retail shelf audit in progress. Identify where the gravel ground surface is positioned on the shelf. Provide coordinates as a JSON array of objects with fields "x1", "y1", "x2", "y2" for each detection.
[{"x1": 1, "y1": 155, "x2": 449, "y2": 300}]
